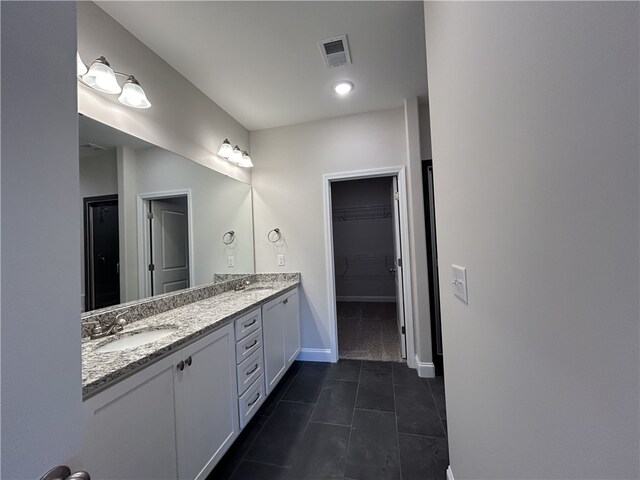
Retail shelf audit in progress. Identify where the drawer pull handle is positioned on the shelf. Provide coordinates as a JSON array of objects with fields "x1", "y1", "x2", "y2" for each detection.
[
  {"x1": 177, "y1": 360, "x2": 185, "y2": 371},
  {"x1": 243, "y1": 318, "x2": 257, "y2": 328},
  {"x1": 185, "y1": 356, "x2": 192, "y2": 367},
  {"x1": 244, "y1": 339, "x2": 258, "y2": 350},
  {"x1": 283, "y1": 298, "x2": 288, "y2": 305},
  {"x1": 246, "y1": 363, "x2": 259, "y2": 376},
  {"x1": 247, "y1": 391, "x2": 261, "y2": 407}
]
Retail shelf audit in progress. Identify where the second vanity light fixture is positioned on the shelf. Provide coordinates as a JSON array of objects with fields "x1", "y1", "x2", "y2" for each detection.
[
  {"x1": 217, "y1": 139, "x2": 254, "y2": 168},
  {"x1": 77, "y1": 52, "x2": 151, "y2": 109}
]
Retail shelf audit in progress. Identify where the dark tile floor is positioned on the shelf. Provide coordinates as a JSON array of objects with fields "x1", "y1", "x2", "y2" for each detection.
[
  {"x1": 337, "y1": 302, "x2": 403, "y2": 362},
  {"x1": 208, "y1": 360, "x2": 448, "y2": 480}
]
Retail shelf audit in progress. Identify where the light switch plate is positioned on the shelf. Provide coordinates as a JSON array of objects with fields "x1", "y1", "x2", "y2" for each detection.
[
  {"x1": 452, "y1": 264, "x2": 468, "y2": 304},
  {"x1": 277, "y1": 255, "x2": 285, "y2": 266},
  {"x1": 227, "y1": 256, "x2": 235, "y2": 267}
]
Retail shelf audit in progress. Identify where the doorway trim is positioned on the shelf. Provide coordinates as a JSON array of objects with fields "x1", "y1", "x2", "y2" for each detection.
[
  {"x1": 322, "y1": 166, "x2": 416, "y2": 368},
  {"x1": 136, "y1": 189, "x2": 194, "y2": 298}
]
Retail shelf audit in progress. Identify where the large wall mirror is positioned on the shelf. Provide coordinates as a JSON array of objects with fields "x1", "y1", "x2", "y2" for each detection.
[{"x1": 80, "y1": 115, "x2": 254, "y2": 313}]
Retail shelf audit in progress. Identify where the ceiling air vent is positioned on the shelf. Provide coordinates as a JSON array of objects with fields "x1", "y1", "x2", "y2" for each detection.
[
  {"x1": 318, "y1": 35, "x2": 351, "y2": 68},
  {"x1": 80, "y1": 143, "x2": 107, "y2": 152}
]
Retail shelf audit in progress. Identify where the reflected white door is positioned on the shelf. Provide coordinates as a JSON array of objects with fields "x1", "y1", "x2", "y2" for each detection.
[
  {"x1": 391, "y1": 177, "x2": 407, "y2": 358},
  {"x1": 150, "y1": 198, "x2": 190, "y2": 295}
]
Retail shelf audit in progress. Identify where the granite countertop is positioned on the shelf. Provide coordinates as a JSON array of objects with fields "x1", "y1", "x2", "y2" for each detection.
[{"x1": 82, "y1": 278, "x2": 299, "y2": 399}]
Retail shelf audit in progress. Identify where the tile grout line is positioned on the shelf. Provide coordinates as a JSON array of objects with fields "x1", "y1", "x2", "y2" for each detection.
[
  {"x1": 235, "y1": 364, "x2": 304, "y2": 473},
  {"x1": 392, "y1": 364, "x2": 404, "y2": 480},
  {"x1": 427, "y1": 377, "x2": 448, "y2": 437},
  {"x1": 343, "y1": 360, "x2": 363, "y2": 479}
]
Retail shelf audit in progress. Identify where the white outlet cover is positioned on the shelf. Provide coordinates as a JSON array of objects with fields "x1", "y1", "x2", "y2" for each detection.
[
  {"x1": 277, "y1": 254, "x2": 285, "y2": 266},
  {"x1": 227, "y1": 256, "x2": 234, "y2": 267},
  {"x1": 452, "y1": 264, "x2": 468, "y2": 304}
]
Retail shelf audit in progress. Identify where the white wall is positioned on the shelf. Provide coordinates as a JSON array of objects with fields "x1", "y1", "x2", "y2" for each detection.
[
  {"x1": 1, "y1": 2, "x2": 82, "y2": 477},
  {"x1": 252, "y1": 107, "x2": 432, "y2": 365},
  {"x1": 77, "y1": 1, "x2": 251, "y2": 185},
  {"x1": 134, "y1": 147, "x2": 254, "y2": 287},
  {"x1": 424, "y1": 2, "x2": 640, "y2": 478}
]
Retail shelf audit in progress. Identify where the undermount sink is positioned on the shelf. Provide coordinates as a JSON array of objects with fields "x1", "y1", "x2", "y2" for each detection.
[
  {"x1": 243, "y1": 286, "x2": 275, "y2": 292},
  {"x1": 94, "y1": 327, "x2": 177, "y2": 353}
]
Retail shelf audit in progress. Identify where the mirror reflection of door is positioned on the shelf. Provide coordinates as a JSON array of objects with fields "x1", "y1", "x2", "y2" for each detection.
[
  {"x1": 148, "y1": 196, "x2": 190, "y2": 295},
  {"x1": 84, "y1": 195, "x2": 120, "y2": 311}
]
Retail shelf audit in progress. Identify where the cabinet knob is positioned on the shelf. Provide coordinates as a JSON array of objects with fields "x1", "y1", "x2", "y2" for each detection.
[
  {"x1": 283, "y1": 299, "x2": 288, "y2": 305},
  {"x1": 185, "y1": 356, "x2": 192, "y2": 367},
  {"x1": 177, "y1": 360, "x2": 185, "y2": 371}
]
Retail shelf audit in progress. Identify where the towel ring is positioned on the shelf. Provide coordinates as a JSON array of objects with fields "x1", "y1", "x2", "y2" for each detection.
[
  {"x1": 267, "y1": 228, "x2": 281, "y2": 243},
  {"x1": 222, "y1": 231, "x2": 236, "y2": 245}
]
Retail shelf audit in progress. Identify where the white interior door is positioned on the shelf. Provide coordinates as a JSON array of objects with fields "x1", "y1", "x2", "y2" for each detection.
[
  {"x1": 391, "y1": 176, "x2": 407, "y2": 358},
  {"x1": 150, "y1": 198, "x2": 190, "y2": 295}
]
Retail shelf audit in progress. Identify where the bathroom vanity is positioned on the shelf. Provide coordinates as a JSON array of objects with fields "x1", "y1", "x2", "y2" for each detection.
[{"x1": 79, "y1": 274, "x2": 300, "y2": 480}]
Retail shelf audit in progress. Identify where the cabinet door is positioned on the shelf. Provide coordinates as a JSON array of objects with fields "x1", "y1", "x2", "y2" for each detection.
[
  {"x1": 81, "y1": 353, "x2": 180, "y2": 480},
  {"x1": 283, "y1": 289, "x2": 301, "y2": 366},
  {"x1": 262, "y1": 296, "x2": 286, "y2": 394},
  {"x1": 175, "y1": 323, "x2": 239, "y2": 480}
]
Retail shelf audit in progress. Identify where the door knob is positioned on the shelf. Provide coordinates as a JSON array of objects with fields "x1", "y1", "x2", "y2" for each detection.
[
  {"x1": 185, "y1": 356, "x2": 192, "y2": 367},
  {"x1": 177, "y1": 360, "x2": 185, "y2": 371}
]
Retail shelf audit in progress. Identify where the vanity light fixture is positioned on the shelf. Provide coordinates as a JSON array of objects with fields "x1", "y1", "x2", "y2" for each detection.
[
  {"x1": 217, "y1": 140, "x2": 253, "y2": 168},
  {"x1": 332, "y1": 80, "x2": 354, "y2": 95},
  {"x1": 238, "y1": 151, "x2": 254, "y2": 168},
  {"x1": 217, "y1": 139, "x2": 233, "y2": 159},
  {"x1": 77, "y1": 52, "x2": 88, "y2": 77},
  {"x1": 231, "y1": 145, "x2": 243, "y2": 165},
  {"x1": 77, "y1": 54, "x2": 151, "y2": 109}
]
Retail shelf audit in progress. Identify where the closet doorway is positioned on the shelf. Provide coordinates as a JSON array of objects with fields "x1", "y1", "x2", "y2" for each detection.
[{"x1": 324, "y1": 167, "x2": 415, "y2": 365}]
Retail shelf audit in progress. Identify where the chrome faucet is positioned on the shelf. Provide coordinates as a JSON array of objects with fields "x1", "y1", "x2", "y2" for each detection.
[
  {"x1": 85, "y1": 312, "x2": 128, "y2": 340},
  {"x1": 234, "y1": 280, "x2": 251, "y2": 291}
]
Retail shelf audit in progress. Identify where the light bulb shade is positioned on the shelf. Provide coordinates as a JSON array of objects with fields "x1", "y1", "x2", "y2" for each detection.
[
  {"x1": 238, "y1": 151, "x2": 254, "y2": 168},
  {"x1": 77, "y1": 52, "x2": 88, "y2": 77},
  {"x1": 82, "y1": 57, "x2": 121, "y2": 94},
  {"x1": 230, "y1": 146, "x2": 243, "y2": 164},
  {"x1": 118, "y1": 76, "x2": 151, "y2": 109},
  {"x1": 218, "y1": 139, "x2": 233, "y2": 159},
  {"x1": 332, "y1": 80, "x2": 354, "y2": 95}
]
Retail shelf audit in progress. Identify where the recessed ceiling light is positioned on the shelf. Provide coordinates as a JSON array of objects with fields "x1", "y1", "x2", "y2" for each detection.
[{"x1": 332, "y1": 81, "x2": 354, "y2": 95}]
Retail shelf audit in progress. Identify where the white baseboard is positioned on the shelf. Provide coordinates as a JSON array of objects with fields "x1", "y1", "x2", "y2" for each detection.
[
  {"x1": 336, "y1": 295, "x2": 396, "y2": 303},
  {"x1": 415, "y1": 354, "x2": 435, "y2": 378},
  {"x1": 297, "y1": 348, "x2": 333, "y2": 362},
  {"x1": 447, "y1": 466, "x2": 454, "y2": 480}
]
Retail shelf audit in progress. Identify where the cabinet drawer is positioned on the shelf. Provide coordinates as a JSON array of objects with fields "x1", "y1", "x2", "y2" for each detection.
[
  {"x1": 235, "y1": 309, "x2": 262, "y2": 341},
  {"x1": 236, "y1": 328, "x2": 262, "y2": 364},
  {"x1": 238, "y1": 375, "x2": 265, "y2": 429},
  {"x1": 236, "y1": 349, "x2": 263, "y2": 396}
]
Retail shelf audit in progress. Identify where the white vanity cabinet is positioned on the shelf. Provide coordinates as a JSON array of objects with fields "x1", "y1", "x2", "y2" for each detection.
[
  {"x1": 234, "y1": 308, "x2": 266, "y2": 428},
  {"x1": 81, "y1": 323, "x2": 239, "y2": 480},
  {"x1": 262, "y1": 288, "x2": 301, "y2": 394},
  {"x1": 175, "y1": 324, "x2": 239, "y2": 480}
]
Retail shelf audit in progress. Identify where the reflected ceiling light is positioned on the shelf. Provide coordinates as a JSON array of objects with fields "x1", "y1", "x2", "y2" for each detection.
[
  {"x1": 217, "y1": 139, "x2": 233, "y2": 159},
  {"x1": 118, "y1": 76, "x2": 151, "y2": 109},
  {"x1": 332, "y1": 80, "x2": 354, "y2": 95},
  {"x1": 78, "y1": 54, "x2": 151, "y2": 109},
  {"x1": 77, "y1": 52, "x2": 88, "y2": 77}
]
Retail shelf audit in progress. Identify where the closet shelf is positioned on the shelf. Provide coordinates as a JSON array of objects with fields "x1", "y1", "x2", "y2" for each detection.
[
  {"x1": 334, "y1": 254, "x2": 395, "y2": 279},
  {"x1": 332, "y1": 204, "x2": 392, "y2": 222}
]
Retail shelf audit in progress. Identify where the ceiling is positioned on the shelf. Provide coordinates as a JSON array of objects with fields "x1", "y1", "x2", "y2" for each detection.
[
  {"x1": 79, "y1": 114, "x2": 152, "y2": 159},
  {"x1": 94, "y1": 1, "x2": 428, "y2": 131}
]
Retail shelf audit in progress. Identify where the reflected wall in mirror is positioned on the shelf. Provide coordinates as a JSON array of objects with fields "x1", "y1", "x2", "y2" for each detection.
[{"x1": 80, "y1": 115, "x2": 254, "y2": 313}]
